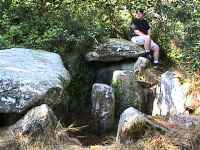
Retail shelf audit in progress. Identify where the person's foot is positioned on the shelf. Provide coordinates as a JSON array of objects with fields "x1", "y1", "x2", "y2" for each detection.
[
  {"x1": 145, "y1": 48, "x2": 150, "y2": 53},
  {"x1": 144, "y1": 51, "x2": 152, "y2": 60},
  {"x1": 153, "y1": 62, "x2": 160, "y2": 69},
  {"x1": 144, "y1": 51, "x2": 150, "y2": 57}
]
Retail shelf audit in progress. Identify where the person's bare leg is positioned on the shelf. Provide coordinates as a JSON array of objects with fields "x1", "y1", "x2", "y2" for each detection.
[
  {"x1": 152, "y1": 46, "x2": 160, "y2": 63},
  {"x1": 144, "y1": 36, "x2": 151, "y2": 51}
]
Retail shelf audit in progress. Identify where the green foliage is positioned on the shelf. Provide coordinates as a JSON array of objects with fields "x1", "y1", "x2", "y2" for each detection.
[
  {"x1": 0, "y1": 0, "x2": 102, "y2": 113},
  {"x1": 0, "y1": 0, "x2": 99, "y2": 52},
  {"x1": 149, "y1": 0, "x2": 200, "y2": 73},
  {"x1": 65, "y1": 55, "x2": 94, "y2": 112}
]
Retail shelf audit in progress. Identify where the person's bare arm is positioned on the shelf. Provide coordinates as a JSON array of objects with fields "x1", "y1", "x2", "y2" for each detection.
[{"x1": 147, "y1": 29, "x2": 151, "y2": 36}]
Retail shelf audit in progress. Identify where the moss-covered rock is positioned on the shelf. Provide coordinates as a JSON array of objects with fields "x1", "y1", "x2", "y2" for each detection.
[
  {"x1": 116, "y1": 107, "x2": 166, "y2": 144},
  {"x1": 112, "y1": 70, "x2": 144, "y2": 116}
]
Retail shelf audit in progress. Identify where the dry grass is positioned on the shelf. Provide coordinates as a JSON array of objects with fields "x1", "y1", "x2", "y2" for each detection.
[
  {"x1": 82, "y1": 118, "x2": 200, "y2": 150},
  {"x1": 8, "y1": 116, "x2": 198, "y2": 150},
  {"x1": 84, "y1": 126, "x2": 200, "y2": 150},
  {"x1": 13, "y1": 121, "x2": 84, "y2": 150},
  {"x1": 121, "y1": 136, "x2": 178, "y2": 150},
  {"x1": 4, "y1": 120, "x2": 200, "y2": 150},
  {"x1": 73, "y1": 137, "x2": 178, "y2": 150}
]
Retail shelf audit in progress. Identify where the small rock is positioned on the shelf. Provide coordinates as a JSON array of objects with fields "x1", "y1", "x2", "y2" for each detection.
[
  {"x1": 133, "y1": 57, "x2": 150, "y2": 74},
  {"x1": 3, "y1": 104, "x2": 57, "y2": 147},
  {"x1": 7, "y1": 104, "x2": 57, "y2": 142},
  {"x1": 116, "y1": 107, "x2": 166, "y2": 144}
]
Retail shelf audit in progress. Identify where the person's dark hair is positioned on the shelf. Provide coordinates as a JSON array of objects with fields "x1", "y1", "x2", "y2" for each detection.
[{"x1": 136, "y1": 9, "x2": 144, "y2": 14}]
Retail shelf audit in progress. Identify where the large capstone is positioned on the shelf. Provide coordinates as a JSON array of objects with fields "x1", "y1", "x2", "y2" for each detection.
[
  {"x1": 91, "y1": 83, "x2": 115, "y2": 133},
  {"x1": 0, "y1": 48, "x2": 70, "y2": 113},
  {"x1": 112, "y1": 70, "x2": 144, "y2": 116},
  {"x1": 116, "y1": 107, "x2": 166, "y2": 144},
  {"x1": 85, "y1": 38, "x2": 145, "y2": 62},
  {"x1": 152, "y1": 71, "x2": 186, "y2": 116}
]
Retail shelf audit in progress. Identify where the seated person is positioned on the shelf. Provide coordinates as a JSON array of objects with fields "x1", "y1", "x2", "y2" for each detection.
[{"x1": 130, "y1": 9, "x2": 160, "y2": 66}]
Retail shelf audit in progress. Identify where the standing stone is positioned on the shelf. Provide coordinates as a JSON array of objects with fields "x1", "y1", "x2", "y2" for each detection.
[
  {"x1": 152, "y1": 71, "x2": 186, "y2": 116},
  {"x1": 0, "y1": 48, "x2": 70, "y2": 114},
  {"x1": 112, "y1": 70, "x2": 144, "y2": 116},
  {"x1": 91, "y1": 83, "x2": 115, "y2": 133},
  {"x1": 116, "y1": 107, "x2": 166, "y2": 144}
]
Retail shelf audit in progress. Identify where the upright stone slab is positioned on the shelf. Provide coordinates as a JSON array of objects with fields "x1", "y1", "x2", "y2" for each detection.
[
  {"x1": 112, "y1": 70, "x2": 144, "y2": 116},
  {"x1": 91, "y1": 83, "x2": 115, "y2": 133},
  {"x1": 152, "y1": 71, "x2": 186, "y2": 116},
  {"x1": 0, "y1": 48, "x2": 70, "y2": 114}
]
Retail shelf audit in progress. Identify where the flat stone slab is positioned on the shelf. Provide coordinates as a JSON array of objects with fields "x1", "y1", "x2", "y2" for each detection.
[
  {"x1": 85, "y1": 38, "x2": 145, "y2": 62},
  {"x1": 169, "y1": 115, "x2": 200, "y2": 128}
]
